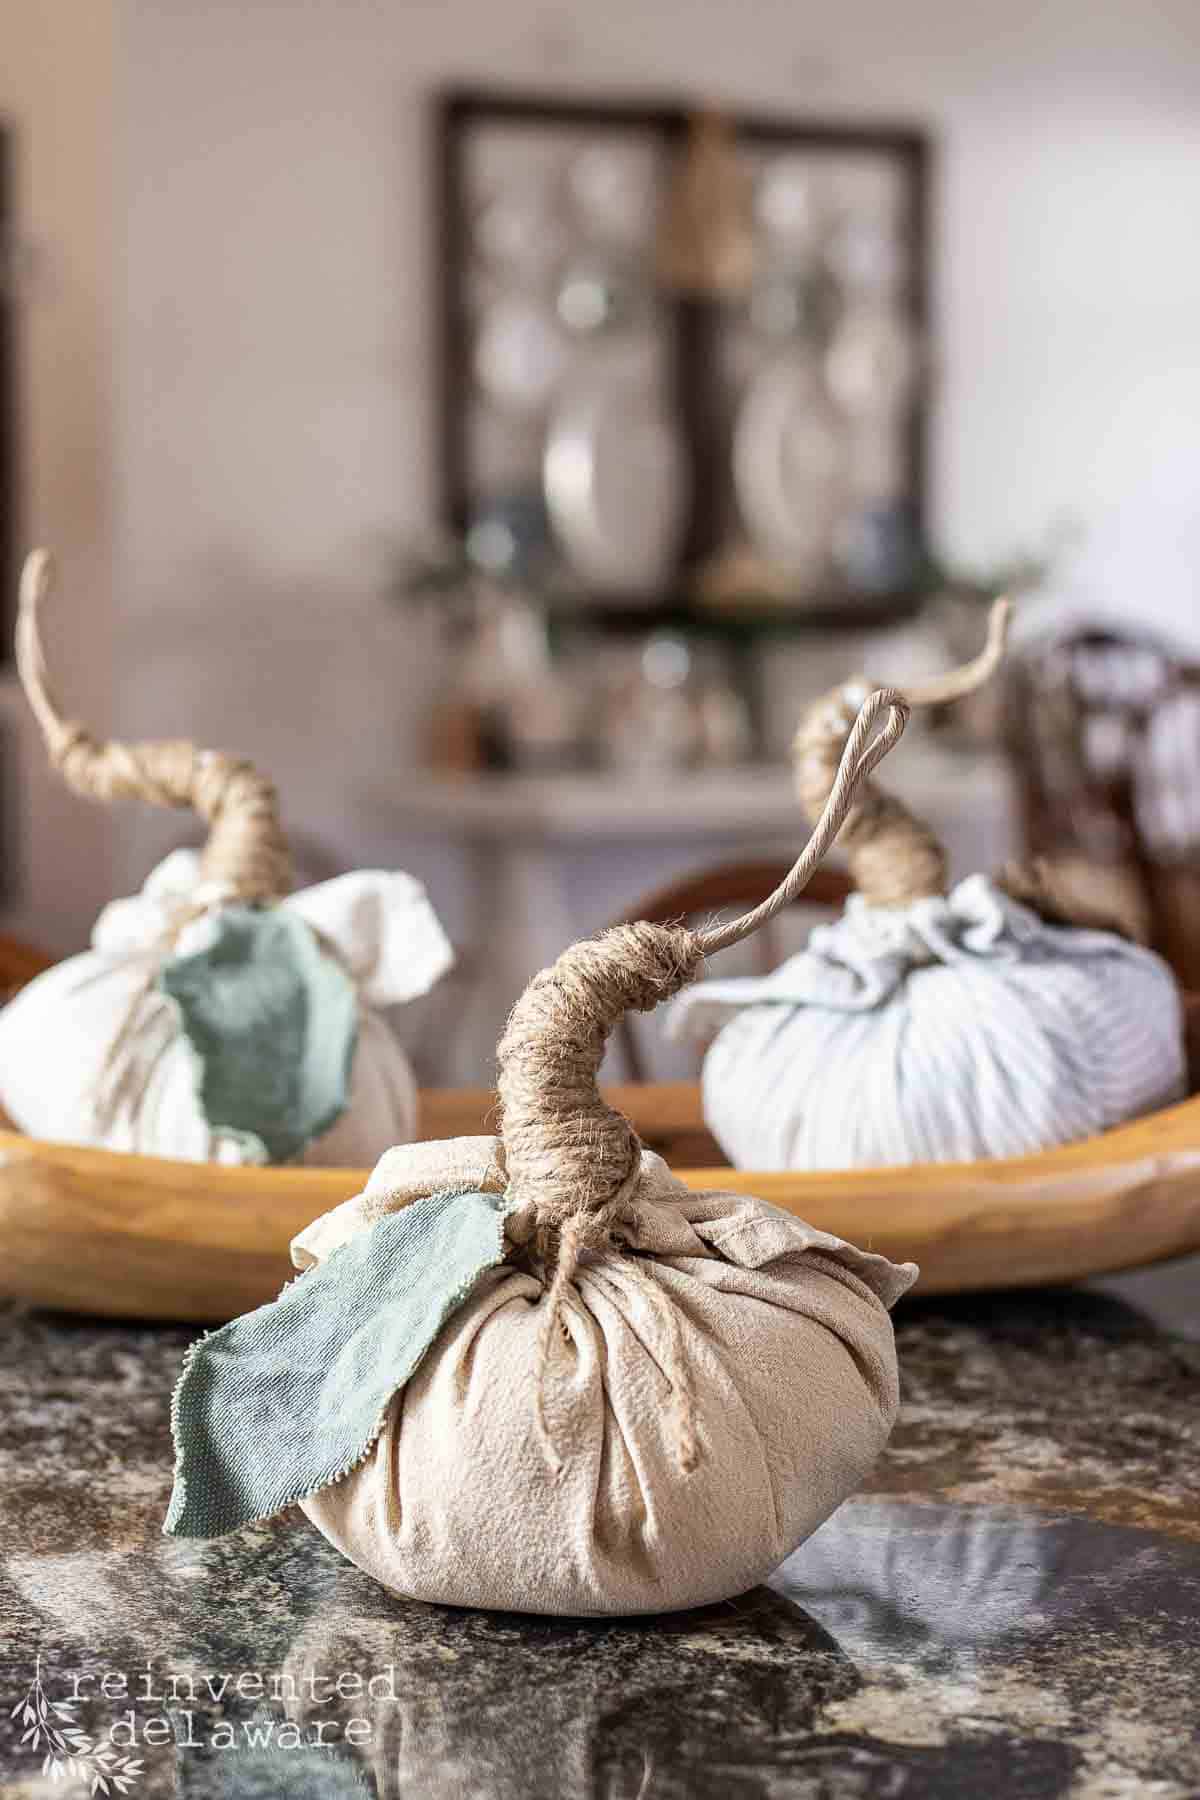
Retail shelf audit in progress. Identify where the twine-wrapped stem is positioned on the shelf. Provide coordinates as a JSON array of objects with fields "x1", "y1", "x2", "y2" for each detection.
[
  {"x1": 495, "y1": 687, "x2": 911, "y2": 1474},
  {"x1": 497, "y1": 688, "x2": 910, "y2": 1472},
  {"x1": 17, "y1": 551, "x2": 292, "y2": 902},
  {"x1": 496, "y1": 686, "x2": 911, "y2": 1254},
  {"x1": 792, "y1": 597, "x2": 1012, "y2": 909}
]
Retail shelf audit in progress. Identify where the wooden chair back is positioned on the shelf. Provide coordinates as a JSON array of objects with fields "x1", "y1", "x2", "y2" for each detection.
[
  {"x1": 1007, "y1": 627, "x2": 1200, "y2": 982},
  {"x1": 0, "y1": 934, "x2": 53, "y2": 1000}
]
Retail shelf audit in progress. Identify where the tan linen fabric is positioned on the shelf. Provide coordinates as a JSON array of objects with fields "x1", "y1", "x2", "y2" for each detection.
[{"x1": 297, "y1": 1137, "x2": 916, "y2": 1617}]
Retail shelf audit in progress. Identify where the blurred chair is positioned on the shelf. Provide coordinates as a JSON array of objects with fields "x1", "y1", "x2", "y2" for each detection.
[
  {"x1": 1006, "y1": 627, "x2": 1200, "y2": 988},
  {"x1": 608, "y1": 858, "x2": 852, "y2": 1084},
  {"x1": 0, "y1": 934, "x2": 52, "y2": 1001}
]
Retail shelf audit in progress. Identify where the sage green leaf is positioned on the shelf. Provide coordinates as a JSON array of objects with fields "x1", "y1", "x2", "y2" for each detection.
[
  {"x1": 165, "y1": 1187, "x2": 512, "y2": 1538},
  {"x1": 159, "y1": 905, "x2": 358, "y2": 1164}
]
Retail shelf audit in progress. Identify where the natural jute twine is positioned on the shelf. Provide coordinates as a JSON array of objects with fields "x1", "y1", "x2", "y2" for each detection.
[
  {"x1": 17, "y1": 549, "x2": 295, "y2": 1135},
  {"x1": 17, "y1": 550, "x2": 292, "y2": 903},
  {"x1": 792, "y1": 597, "x2": 1013, "y2": 909},
  {"x1": 496, "y1": 686, "x2": 911, "y2": 1473}
]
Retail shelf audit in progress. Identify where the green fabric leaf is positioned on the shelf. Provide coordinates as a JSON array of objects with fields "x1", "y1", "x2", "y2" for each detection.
[
  {"x1": 159, "y1": 905, "x2": 358, "y2": 1164},
  {"x1": 165, "y1": 1187, "x2": 512, "y2": 1539}
]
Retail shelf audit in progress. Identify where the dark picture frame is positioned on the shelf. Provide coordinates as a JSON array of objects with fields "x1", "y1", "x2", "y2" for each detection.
[
  {"x1": 434, "y1": 87, "x2": 931, "y2": 632},
  {"x1": 0, "y1": 124, "x2": 16, "y2": 656}
]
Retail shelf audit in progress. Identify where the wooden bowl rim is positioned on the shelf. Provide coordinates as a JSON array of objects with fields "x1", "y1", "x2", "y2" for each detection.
[{"x1": 0, "y1": 1090, "x2": 1198, "y2": 1198}]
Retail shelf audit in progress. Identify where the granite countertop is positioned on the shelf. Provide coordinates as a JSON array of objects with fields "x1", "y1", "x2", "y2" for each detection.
[{"x1": 0, "y1": 1274, "x2": 1197, "y2": 1799}]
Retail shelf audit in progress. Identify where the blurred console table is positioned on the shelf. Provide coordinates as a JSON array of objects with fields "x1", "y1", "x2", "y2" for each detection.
[{"x1": 374, "y1": 745, "x2": 1017, "y2": 1085}]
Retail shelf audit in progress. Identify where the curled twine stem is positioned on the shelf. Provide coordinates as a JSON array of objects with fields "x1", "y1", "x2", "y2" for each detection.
[
  {"x1": 496, "y1": 686, "x2": 911, "y2": 1476},
  {"x1": 17, "y1": 550, "x2": 292, "y2": 903},
  {"x1": 792, "y1": 596, "x2": 1013, "y2": 909}
]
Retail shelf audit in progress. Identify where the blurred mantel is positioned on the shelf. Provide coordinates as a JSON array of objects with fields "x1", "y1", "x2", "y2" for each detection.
[
  {"x1": 374, "y1": 741, "x2": 1018, "y2": 1087},
  {"x1": 384, "y1": 742, "x2": 1012, "y2": 845}
]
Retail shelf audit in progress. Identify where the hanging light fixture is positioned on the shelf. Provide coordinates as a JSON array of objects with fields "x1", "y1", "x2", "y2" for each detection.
[{"x1": 657, "y1": 108, "x2": 756, "y2": 299}]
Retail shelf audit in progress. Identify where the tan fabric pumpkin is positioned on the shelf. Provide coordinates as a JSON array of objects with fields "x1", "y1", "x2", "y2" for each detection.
[
  {"x1": 297, "y1": 1137, "x2": 915, "y2": 1616},
  {"x1": 165, "y1": 685, "x2": 918, "y2": 1618}
]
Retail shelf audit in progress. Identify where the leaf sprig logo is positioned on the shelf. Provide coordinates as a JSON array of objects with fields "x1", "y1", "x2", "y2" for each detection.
[{"x1": 12, "y1": 1655, "x2": 144, "y2": 1794}]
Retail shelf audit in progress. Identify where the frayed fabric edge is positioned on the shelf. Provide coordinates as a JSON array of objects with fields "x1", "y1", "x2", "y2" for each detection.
[{"x1": 163, "y1": 1186, "x2": 514, "y2": 1540}]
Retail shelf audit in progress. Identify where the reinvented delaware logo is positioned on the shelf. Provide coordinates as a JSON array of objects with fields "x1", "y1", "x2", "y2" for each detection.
[{"x1": 12, "y1": 1655, "x2": 144, "y2": 1794}]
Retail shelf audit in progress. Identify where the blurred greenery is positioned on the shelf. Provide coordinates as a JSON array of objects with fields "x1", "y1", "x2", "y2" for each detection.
[{"x1": 392, "y1": 527, "x2": 1058, "y2": 645}]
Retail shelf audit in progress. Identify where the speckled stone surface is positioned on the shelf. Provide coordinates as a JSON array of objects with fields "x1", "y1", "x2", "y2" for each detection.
[{"x1": 0, "y1": 1278, "x2": 1197, "y2": 1798}]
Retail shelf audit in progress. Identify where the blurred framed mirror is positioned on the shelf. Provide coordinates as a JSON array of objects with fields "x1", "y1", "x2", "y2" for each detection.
[
  {"x1": 435, "y1": 88, "x2": 930, "y2": 627},
  {"x1": 0, "y1": 124, "x2": 15, "y2": 650}
]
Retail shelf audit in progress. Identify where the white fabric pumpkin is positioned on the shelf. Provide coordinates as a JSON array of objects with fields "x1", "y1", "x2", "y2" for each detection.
[
  {"x1": 669, "y1": 874, "x2": 1186, "y2": 1170},
  {"x1": 6, "y1": 549, "x2": 455, "y2": 1167},
  {"x1": 0, "y1": 849, "x2": 453, "y2": 1164}
]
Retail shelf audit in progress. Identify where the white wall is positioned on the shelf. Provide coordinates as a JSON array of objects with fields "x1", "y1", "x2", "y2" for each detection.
[
  {"x1": 92, "y1": 0, "x2": 1200, "y2": 899},
  {"x1": 0, "y1": 0, "x2": 118, "y2": 948}
]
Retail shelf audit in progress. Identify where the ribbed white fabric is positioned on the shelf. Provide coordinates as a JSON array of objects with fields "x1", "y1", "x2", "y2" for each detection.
[{"x1": 667, "y1": 875, "x2": 1186, "y2": 1170}]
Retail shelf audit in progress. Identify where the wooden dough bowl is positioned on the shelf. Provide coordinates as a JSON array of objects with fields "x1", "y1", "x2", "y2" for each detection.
[{"x1": 0, "y1": 971, "x2": 1197, "y2": 1323}]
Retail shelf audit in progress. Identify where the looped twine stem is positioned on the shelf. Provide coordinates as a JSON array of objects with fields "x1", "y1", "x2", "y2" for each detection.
[
  {"x1": 17, "y1": 550, "x2": 292, "y2": 903},
  {"x1": 496, "y1": 687, "x2": 911, "y2": 1474},
  {"x1": 792, "y1": 597, "x2": 1012, "y2": 909}
]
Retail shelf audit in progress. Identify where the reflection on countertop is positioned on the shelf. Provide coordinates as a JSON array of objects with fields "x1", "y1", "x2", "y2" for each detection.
[{"x1": 0, "y1": 1277, "x2": 1197, "y2": 1798}]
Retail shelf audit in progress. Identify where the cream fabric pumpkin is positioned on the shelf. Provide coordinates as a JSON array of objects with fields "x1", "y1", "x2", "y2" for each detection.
[
  {"x1": 6, "y1": 549, "x2": 455, "y2": 1166},
  {"x1": 0, "y1": 850, "x2": 453, "y2": 1164}
]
